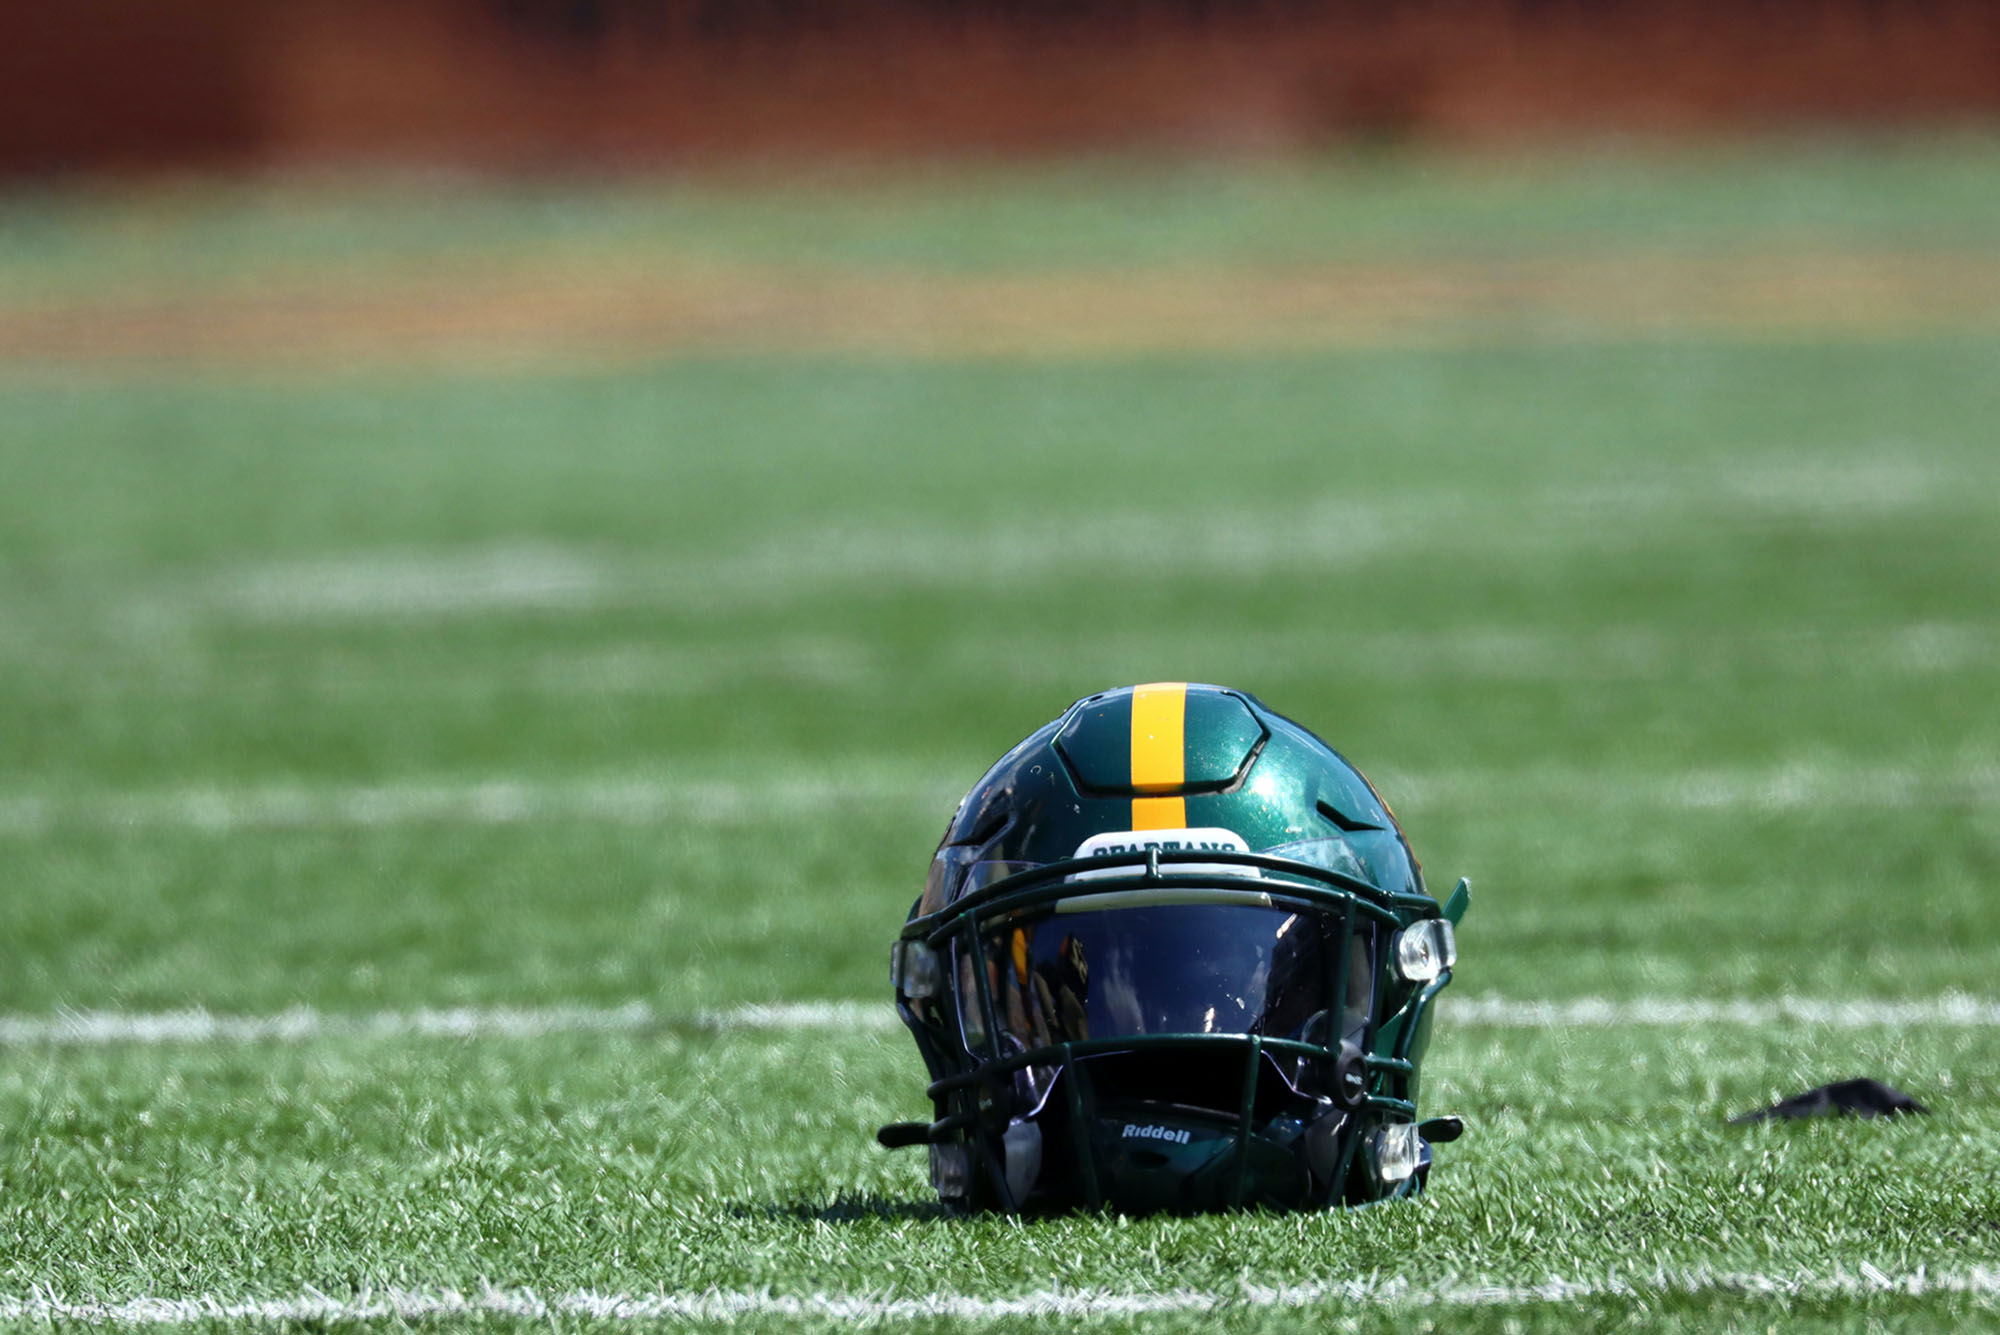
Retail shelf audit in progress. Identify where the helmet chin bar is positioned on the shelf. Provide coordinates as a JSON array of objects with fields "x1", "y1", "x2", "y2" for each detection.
[{"x1": 884, "y1": 847, "x2": 1455, "y2": 1213}]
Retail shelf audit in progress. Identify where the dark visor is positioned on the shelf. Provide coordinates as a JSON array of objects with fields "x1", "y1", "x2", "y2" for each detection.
[{"x1": 961, "y1": 900, "x2": 1372, "y2": 1056}]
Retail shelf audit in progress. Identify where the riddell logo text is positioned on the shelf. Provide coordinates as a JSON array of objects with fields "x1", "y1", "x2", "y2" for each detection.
[{"x1": 1121, "y1": 1123, "x2": 1192, "y2": 1145}]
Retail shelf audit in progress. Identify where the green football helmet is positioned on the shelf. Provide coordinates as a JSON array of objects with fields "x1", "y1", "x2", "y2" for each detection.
[{"x1": 879, "y1": 683, "x2": 1468, "y2": 1214}]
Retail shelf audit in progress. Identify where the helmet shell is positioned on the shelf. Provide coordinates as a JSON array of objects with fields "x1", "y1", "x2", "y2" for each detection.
[
  {"x1": 922, "y1": 684, "x2": 1423, "y2": 917},
  {"x1": 891, "y1": 683, "x2": 1458, "y2": 1214}
]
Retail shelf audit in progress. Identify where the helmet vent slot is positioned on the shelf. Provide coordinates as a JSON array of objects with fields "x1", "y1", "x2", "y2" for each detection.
[
  {"x1": 1315, "y1": 799, "x2": 1382, "y2": 834},
  {"x1": 962, "y1": 809, "x2": 1012, "y2": 851}
]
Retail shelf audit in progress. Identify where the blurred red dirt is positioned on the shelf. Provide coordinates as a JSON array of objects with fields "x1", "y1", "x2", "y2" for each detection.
[{"x1": 5, "y1": 1, "x2": 2000, "y2": 176}]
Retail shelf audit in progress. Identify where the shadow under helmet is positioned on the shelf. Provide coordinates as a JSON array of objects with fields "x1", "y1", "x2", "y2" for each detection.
[{"x1": 878, "y1": 683, "x2": 1468, "y2": 1214}]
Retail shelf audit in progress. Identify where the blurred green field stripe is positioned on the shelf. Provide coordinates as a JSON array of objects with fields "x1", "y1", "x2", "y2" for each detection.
[
  {"x1": 9, "y1": 993, "x2": 2000, "y2": 1048},
  {"x1": 0, "y1": 771, "x2": 961, "y2": 836},
  {"x1": 0, "y1": 1000, "x2": 886, "y2": 1047},
  {"x1": 1, "y1": 758, "x2": 1991, "y2": 838},
  {"x1": 93, "y1": 458, "x2": 1974, "y2": 623}
]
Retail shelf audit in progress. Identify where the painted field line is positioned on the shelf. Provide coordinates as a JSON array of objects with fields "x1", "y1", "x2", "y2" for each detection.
[
  {"x1": 1448, "y1": 993, "x2": 2000, "y2": 1028},
  {"x1": 0, "y1": 1001, "x2": 891, "y2": 1047},
  {"x1": 7, "y1": 994, "x2": 2000, "y2": 1048},
  {"x1": 198, "y1": 507, "x2": 1400, "y2": 622},
  {"x1": 0, "y1": 772, "x2": 960, "y2": 837},
  {"x1": 952, "y1": 620, "x2": 2000, "y2": 688},
  {"x1": 179, "y1": 458, "x2": 1949, "y2": 624},
  {"x1": 1381, "y1": 760, "x2": 2000, "y2": 814},
  {"x1": 5, "y1": 1265, "x2": 1998, "y2": 1324},
  {"x1": 3, "y1": 758, "x2": 1996, "y2": 838}
]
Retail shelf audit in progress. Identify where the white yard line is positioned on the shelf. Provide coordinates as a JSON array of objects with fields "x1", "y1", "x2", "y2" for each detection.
[
  {"x1": 1378, "y1": 759, "x2": 2000, "y2": 813},
  {"x1": 945, "y1": 620, "x2": 2000, "y2": 687},
  {"x1": 198, "y1": 508, "x2": 1401, "y2": 623},
  {"x1": 163, "y1": 459, "x2": 1948, "y2": 625},
  {"x1": 2, "y1": 1264, "x2": 1995, "y2": 1324},
  {"x1": 2, "y1": 756, "x2": 1995, "y2": 837},
  {"x1": 26, "y1": 621, "x2": 1993, "y2": 702},
  {"x1": 1448, "y1": 993, "x2": 2000, "y2": 1028},
  {"x1": 212, "y1": 544, "x2": 610, "y2": 620},
  {"x1": 5, "y1": 993, "x2": 2000, "y2": 1048},
  {"x1": 0, "y1": 772, "x2": 960, "y2": 836},
  {"x1": 0, "y1": 1001, "x2": 891, "y2": 1047},
  {"x1": 0, "y1": 1003, "x2": 664, "y2": 1046}
]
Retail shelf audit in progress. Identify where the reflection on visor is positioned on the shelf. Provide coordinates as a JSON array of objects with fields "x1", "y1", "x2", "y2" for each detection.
[{"x1": 961, "y1": 904, "x2": 1372, "y2": 1056}]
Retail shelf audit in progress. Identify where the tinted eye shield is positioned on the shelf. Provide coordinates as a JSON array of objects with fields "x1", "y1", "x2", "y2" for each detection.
[{"x1": 892, "y1": 848, "x2": 1453, "y2": 1124}]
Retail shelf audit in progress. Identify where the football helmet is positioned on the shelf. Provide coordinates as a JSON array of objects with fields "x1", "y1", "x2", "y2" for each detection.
[{"x1": 879, "y1": 683, "x2": 1468, "y2": 1214}]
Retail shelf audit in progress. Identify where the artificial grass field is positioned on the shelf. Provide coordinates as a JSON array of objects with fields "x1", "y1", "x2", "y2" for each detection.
[{"x1": 3, "y1": 139, "x2": 2000, "y2": 1330}]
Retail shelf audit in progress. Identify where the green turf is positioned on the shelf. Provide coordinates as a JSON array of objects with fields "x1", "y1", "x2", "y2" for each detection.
[
  {"x1": 3, "y1": 140, "x2": 1999, "y2": 1328},
  {"x1": 7, "y1": 1027, "x2": 2000, "y2": 1330}
]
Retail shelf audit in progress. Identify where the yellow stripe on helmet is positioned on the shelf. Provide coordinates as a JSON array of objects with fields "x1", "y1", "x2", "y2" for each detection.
[{"x1": 1129, "y1": 681, "x2": 1187, "y2": 830}]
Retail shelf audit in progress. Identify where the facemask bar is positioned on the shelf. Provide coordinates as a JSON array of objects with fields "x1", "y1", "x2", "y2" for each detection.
[{"x1": 888, "y1": 846, "x2": 1452, "y2": 1211}]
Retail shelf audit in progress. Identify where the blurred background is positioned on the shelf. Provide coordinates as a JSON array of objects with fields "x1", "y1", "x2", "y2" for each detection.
[
  {"x1": 6, "y1": 2, "x2": 2000, "y2": 369},
  {"x1": 1, "y1": 2, "x2": 1997, "y2": 1016},
  {"x1": 8, "y1": 0, "x2": 2000, "y2": 173}
]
